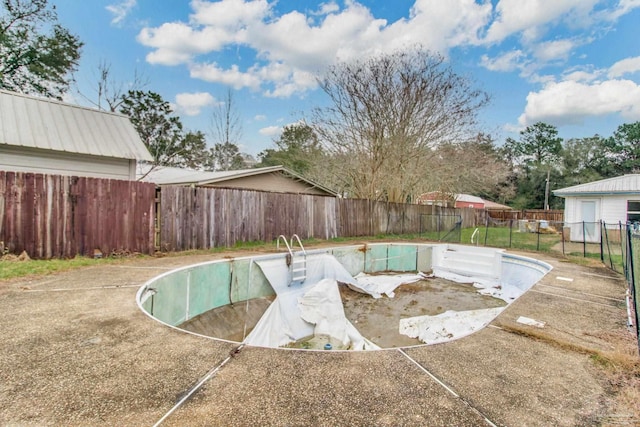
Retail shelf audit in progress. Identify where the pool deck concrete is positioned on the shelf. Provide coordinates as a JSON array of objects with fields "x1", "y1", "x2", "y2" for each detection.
[{"x1": 0, "y1": 244, "x2": 636, "y2": 426}]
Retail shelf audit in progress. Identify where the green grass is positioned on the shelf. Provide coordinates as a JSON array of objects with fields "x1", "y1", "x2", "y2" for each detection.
[
  {"x1": 0, "y1": 230, "x2": 624, "y2": 280},
  {"x1": 422, "y1": 226, "x2": 562, "y2": 252},
  {"x1": 0, "y1": 257, "x2": 123, "y2": 281}
]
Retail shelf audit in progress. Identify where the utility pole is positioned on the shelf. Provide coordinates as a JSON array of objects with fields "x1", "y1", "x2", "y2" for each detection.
[{"x1": 544, "y1": 169, "x2": 550, "y2": 210}]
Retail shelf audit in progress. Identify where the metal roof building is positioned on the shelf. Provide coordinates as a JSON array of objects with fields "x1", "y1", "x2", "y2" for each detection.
[
  {"x1": 553, "y1": 174, "x2": 640, "y2": 196},
  {"x1": 138, "y1": 164, "x2": 338, "y2": 197},
  {"x1": 0, "y1": 89, "x2": 152, "y2": 180},
  {"x1": 553, "y1": 174, "x2": 640, "y2": 242}
]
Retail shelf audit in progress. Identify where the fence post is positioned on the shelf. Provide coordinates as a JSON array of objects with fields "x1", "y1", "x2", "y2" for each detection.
[
  {"x1": 536, "y1": 221, "x2": 541, "y2": 251},
  {"x1": 583, "y1": 221, "x2": 586, "y2": 258},
  {"x1": 484, "y1": 215, "x2": 489, "y2": 246},
  {"x1": 509, "y1": 219, "x2": 513, "y2": 248},
  {"x1": 620, "y1": 221, "x2": 625, "y2": 270},
  {"x1": 625, "y1": 226, "x2": 640, "y2": 354},
  {"x1": 599, "y1": 220, "x2": 604, "y2": 262},
  {"x1": 602, "y1": 222, "x2": 615, "y2": 271}
]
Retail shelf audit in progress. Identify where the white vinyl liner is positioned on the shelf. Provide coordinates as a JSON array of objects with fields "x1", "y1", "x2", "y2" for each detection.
[
  {"x1": 137, "y1": 243, "x2": 553, "y2": 350},
  {"x1": 243, "y1": 247, "x2": 551, "y2": 349}
]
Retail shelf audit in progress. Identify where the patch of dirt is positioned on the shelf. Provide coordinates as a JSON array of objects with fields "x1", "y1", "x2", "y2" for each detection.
[{"x1": 339, "y1": 275, "x2": 506, "y2": 348}]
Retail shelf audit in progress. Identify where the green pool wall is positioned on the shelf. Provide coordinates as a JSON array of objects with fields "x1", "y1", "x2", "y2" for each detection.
[{"x1": 139, "y1": 243, "x2": 435, "y2": 327}]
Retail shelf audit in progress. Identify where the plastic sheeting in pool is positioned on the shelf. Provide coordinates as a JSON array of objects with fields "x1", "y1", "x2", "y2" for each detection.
[
  {"x1": 244, "y1": 254, "x2": 367, "y2": 349},
  {"x1": 245, "y1": 254, "x2": 426, "y2": 350},
  {"x1": 244, "y1": 250, "x2": 552, "y2": 349}
]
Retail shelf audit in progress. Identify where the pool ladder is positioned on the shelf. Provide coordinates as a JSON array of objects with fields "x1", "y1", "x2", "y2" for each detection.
[{"x1": 277, "y1": 234, "x2": 307, "y2": 286}]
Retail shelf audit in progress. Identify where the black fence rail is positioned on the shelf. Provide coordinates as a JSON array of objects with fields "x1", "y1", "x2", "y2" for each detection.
[
  {"x1": 622, "y1": 227, "x2": 640, "y2": 353},
  {"x1": 419, "y1": 214, "x2": 462, "y2": 242}
]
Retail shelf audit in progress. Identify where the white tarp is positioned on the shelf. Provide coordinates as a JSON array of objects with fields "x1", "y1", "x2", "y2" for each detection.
[
  {"x1": 348, "y1": 272, "x2": 427, "y2": 298},
  {"x1": 254, "y1": 253, "x2": 357, "y2": 293},
  {"x1": 244, "y1": 249, "x2": 549, "y2": 349},
  {"x1": 399, "y1": 307, "x2": 505, "y2": 345},
  {"x1": 241, "y1": 288, "x2": 314, "y2": 348},
  {"x1": 299, "y1": 279, "x2": 379, "y2": 350},
  {"x1": 244, "y1": 254, "x2": 363, "y2": 348},
  {"x1": 430, "y1": 269, "x2": 528, "y2": 304}
]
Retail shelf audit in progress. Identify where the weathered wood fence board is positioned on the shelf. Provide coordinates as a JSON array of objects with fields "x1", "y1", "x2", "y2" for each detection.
[
  {"x1": 158, "y1": 187, "x2": 483, "y2": 251},
  {"x1": 0, "y1": 171, "x2": 156, "y2": 258},
  {"x1": 488, "y1": 209, "x2": 563, "y2": 222},
  {"x1": 158, "y1": 187, "x2": 342, "y2": 251},
  {"x1": 3, "y1": 171, "x2": 551, "y2": 258}
]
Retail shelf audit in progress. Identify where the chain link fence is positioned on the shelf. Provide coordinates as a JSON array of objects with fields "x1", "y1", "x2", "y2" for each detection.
[
  {"x1": 420, "y1": 215, "x2": 638, "y2": 352},
  {"x1": 419, "y1": 214, "x2": 462, "y2": 243},
  {"x1": 623, "y1": 227, "x2": 640, "y2": 353}
]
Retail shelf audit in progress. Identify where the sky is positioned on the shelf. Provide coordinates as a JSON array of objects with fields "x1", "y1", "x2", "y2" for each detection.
[{"x1": 52, "y1": 0, "x2": 640, "y2": 157}]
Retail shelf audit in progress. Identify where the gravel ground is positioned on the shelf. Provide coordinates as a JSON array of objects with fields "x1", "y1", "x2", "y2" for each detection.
[{"x1": 0, "y1": 246, "x2": 636, "y2": 426}]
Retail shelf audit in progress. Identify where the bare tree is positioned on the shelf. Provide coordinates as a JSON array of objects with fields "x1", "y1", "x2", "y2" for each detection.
[
  {"x1": 209, "y1": 88, "x2": 245, "y2": 170},
  {"x1": 311, "y1": 46, "x2": 489, "y2": 202},
  {"x1": 423, "y1": 134, "x2": 512, "y2": 201},
  {"x1": 78, "y1": 60, "x2": 149, "y2": 112}
]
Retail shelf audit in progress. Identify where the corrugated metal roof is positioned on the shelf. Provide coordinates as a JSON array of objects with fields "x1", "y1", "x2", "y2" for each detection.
[
  {"x1": 138, "y1": 164, "x2": 339, "y2": 196},
  {"x1": 483, "y1": 200, "x2": 513, "y2": 210},
  {"x1": 138, "y1": 164, "x2": 282, "y2": 185},
  {"x1": 456, "y1": 194, "x2": 485, "y2": 204},
  {"x1": 0, "y1": 89, "x2": 152, "y2": 161},
  {"x1": 553, "y1": 174, "x2": 640, "y2": 196}
]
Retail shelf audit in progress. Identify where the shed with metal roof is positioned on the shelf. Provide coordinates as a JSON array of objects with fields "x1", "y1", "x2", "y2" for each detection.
[
  {"x1": 138, "y1": 164, "x2": 338, "y2": 197},
  {"x1": 0, "y1": 89, "x2": 152, "y2": 180},
  {"x1": 553, "y1": 174, "x2": 640, "y2": 242}
]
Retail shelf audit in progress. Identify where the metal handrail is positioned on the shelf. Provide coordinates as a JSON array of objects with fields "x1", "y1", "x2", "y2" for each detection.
[
  {"x1": 276, "y1": 234, "x2": 292, "y2": 254},
  {"x1": 471, "y1": 228, "x2": 479, "y2": 246},
  {"x1": 290, "y1": 234, "x2": 306, "y2": 255}
]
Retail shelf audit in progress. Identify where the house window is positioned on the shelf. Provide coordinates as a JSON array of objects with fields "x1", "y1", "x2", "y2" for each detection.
[{"x1": 627, "y1": 201, "x2": 640, "y2": 222}]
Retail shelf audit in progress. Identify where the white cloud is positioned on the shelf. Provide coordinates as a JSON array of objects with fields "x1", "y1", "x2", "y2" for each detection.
[
  {"x1": 518, "y1": 79, "x2": 640, "y2": 126},
  {"x1": 600, "y1": 0, "x2": 640, "y2": 21},
  {"x1": 175, "y1": 92, "x2": 216, "y2": 116},
  {"x1": 190, "y1": 0, "x2": 271, "y2": 27},
  {"x1": 138, "y1": 23, "x2": 235, "y2": 66},
  {"x1": 189, "y1": 63, "x2": 262, "y2": 90},
  {"x1": 263, "y1": 69, "x2": 318, "y2": 98},
  {"x1": 136, "y1": 0, "x2": 640, "y2": 102},
  {"x1": 313, "y1": 2, "x2": 340, "y2": 16},
  {"x1": 608, "y1": 56, "x2": 640, "y2": 78},
  {"x1": 106, "y1": 0, "x2": 136, "y2": 26},
  {"x1": 399, "y1": 0, "x2": 492, "y2": 47},
  {"x1": 562, "y1": 69, "x2": 599, "y2": 83},
  {"x1": 533, "y1": 38, "x2": 575, "y2": 62},
  {"x1": 259, "y1": 125, "x2": 282, "y2": 137},
  {"x1": 480, "y1": 50, "x2": 526, "y2": 72},
  {"x1": 483, "y1": 0, "x2": 598, "y2": 44},
  {"x1": 137, "y1": 0, "x2": 493, "y2": 97},
  {"x1": 254, "y1": 114, "x2": 267, "y2": 121}
]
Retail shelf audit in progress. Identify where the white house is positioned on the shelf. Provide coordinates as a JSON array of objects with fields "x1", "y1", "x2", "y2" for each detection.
[
  {"x1": 0, "y1": 89, "x2": 152, "y2": 180},
  {"x1": 553, "y1": 174, "x2": 640, "y2": 242}
]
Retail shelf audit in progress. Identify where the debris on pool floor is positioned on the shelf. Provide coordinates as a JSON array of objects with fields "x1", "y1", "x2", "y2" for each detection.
[{"x1": 281, "y1": 272, "x2": 512, "y2": 350}]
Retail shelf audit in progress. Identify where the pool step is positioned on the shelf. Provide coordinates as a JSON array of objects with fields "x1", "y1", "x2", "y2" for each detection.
[
  {"x1": 432, "y1": 244, "x2": 503, "y2": 279},
  {"x1": 290, "y1": 254, "x2": 307, "y2": 285}
]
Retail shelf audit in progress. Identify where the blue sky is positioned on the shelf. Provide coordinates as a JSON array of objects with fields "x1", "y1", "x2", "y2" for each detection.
[{"x1": 53, "y1": 0, "x2": 640, "y2": 157}]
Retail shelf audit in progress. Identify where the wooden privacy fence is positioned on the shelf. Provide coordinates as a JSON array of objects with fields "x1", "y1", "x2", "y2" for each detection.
[
  {"x1": 1, "y1": 171, "x2": 494, "y2": 258},
  {"x1": 0, "y1": 171, "x2": 156, "y2": 258},
  {"x1": 157, "y1": 186, "x2": 484, "y2": 251},
  {"x1": 488, "y1": 209, "x2": 564, "y2": 222},
  {"x1": 158, "y1": 186, "x2": 340, "y2": 250}
]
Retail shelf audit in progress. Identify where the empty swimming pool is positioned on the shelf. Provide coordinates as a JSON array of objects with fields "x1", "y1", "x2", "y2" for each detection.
[{"x1": 136, "y1": 243, "x2": 552, "y2": 351}]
